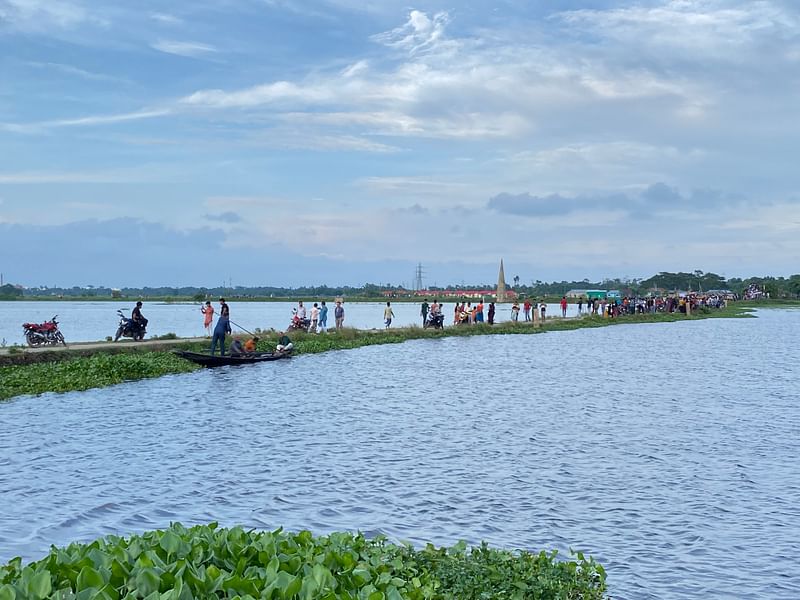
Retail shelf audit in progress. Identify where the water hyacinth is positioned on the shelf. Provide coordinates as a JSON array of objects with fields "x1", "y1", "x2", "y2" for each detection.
[{"x1": 0, "y1": 523, "x2": 606, "y2": 599}]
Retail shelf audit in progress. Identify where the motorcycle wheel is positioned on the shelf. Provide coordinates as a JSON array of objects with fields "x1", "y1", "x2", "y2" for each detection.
[
  {"x1": 55, "y1": 331, "x2": 66, "y2": 346},
  {"x1": 114, "y1": 327, "x2": 123, "y2": 342},
  {"x1": 25, "y1": 332, "x2": 40, "y2": 347}
]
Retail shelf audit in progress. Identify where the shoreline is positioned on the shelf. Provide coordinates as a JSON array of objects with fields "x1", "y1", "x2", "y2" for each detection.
[{"x1": 0, "y1": 306, "x2": 755, "y2": 401}]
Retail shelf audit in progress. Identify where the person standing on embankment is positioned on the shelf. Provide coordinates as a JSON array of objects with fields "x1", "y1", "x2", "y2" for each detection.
[
  {"x1": 318, "y1": 301, "x2": 328, "y2": 333},
  {"x1": 200, "y1": 301, "x2": 214, "y2": 337},
  {"x1": 384, "y1": 302, "x2": 395, "y2": 328},
  {"x1": 335, "y1": 301, "x2": 345, "y2": 329}
]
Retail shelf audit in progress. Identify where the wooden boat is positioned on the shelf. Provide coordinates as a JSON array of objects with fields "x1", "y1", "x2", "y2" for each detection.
[{"x1": 174, "y1": 350, "x2": 291, "y2": 368}]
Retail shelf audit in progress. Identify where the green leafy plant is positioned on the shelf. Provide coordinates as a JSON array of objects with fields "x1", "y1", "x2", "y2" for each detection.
[
  {"x1": 0, "y1": 352, "x2": 198, "y2": 400},
  {"x1": 0, "y1": 524, "x2": 606, "y2": 599}
]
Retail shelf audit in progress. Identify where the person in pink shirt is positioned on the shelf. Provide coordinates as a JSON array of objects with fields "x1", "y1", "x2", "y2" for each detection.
[{"x1": 560, "y1": 296, "x2": 568, "y2": 318}]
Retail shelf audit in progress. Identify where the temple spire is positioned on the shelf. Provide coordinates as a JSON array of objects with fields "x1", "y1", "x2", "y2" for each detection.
[{"x1": 497, "y1": 259, "x2": 507, "y2": 302}]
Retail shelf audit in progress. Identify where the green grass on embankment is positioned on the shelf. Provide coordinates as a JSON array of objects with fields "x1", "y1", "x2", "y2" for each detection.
[
  {"x1": 0, "y1": 305, "x2": 754, "y2": 401},
  {"x1": 0, "y1": 523, "x2": 607, "y2": 599}
]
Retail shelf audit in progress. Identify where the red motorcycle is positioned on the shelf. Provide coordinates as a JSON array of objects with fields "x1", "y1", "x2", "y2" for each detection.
[{"x1": 22, "y1": 315, "x2": 67, "y2": 347}]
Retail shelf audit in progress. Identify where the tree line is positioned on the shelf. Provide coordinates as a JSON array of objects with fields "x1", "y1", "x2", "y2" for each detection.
[{"x1": 11, "y1": 271, "x2": 800, "y2": 300}]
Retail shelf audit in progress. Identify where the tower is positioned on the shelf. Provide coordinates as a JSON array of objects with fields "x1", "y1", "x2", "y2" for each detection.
[
  {"x1": 413, "y1": 263, "x2": 425, "y2": 291},
  {"x1": 497, "y1": 259, "x2": 507, "y2": 302}
]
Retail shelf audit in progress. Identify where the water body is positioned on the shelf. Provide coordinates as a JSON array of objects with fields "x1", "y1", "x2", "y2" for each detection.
[
  {"x1": 0, "y1": 300, "x2": 571, "y2": 346},
  {"x1": 1, "y1": 310, "x2": 798, "y2": 599}
]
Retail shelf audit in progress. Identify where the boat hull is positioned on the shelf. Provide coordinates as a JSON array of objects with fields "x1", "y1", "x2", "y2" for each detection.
[{"x1": 175, "y1": 350, "x2": 291, "y2": 367}]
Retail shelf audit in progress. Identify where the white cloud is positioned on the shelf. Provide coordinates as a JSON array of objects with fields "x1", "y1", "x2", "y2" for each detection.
[
  {"x1": 0, "y1": 109, "x2": 171, "y2": 133},
  {"x1": 341, "y1": 60, "x2": 368, "y2": 78},
  {"x1": 151, "y1": 40, "x2": 218, "y2": 58},
  {"x1": 181, "y1": 81, "x2": 332, "y2": 108},
  {"x1": 24, "y1": 60, "x2": 126, "y2": 83},
  {"x1": 150, "y1": 12, "x2": 182, "y2": 25},
  {"x1": 0, "y1": 165, "x2": 173, "y2": 184},
  {"x1": 0, "y1": 0, "x2": 89, "y2": 30},
  {"x1": 371, "y1": 9, "x2": 451, "y2": 54},
  {"x1": 172, "y1": 7, "x2": 714, "y2": 145},
  {"x1": 260, "y1": 132, "x2": 400, "y2": 153},
  {"x1": 717, "y1": 203, "x2": 800, "y2": 231},
  {"x1": 356, "y1": 176, "x2": 473, "y2": 197},
  {"x1": 558, "y1": 1, "x2": 799, "y2": 59}
]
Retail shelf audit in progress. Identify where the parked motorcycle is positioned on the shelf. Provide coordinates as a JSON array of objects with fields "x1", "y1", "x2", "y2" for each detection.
[
  {"x1": 22, "y1": 315, "x2": 67, "y2": 347},
  {"x1": 114, "y1": 309, "x2": 147, "y2": 341},
  {"x1": 287, "y1": 315, "x2": 311, "y2": 332}
]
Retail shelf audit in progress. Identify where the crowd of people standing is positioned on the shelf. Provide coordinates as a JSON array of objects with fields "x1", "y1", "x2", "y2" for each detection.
[
  {"x1": 193, "y1": 291, "x2": 730, "y2": 356},
  {"x1": 291, "y1": 300, "x2": 346, "y2": 332}
]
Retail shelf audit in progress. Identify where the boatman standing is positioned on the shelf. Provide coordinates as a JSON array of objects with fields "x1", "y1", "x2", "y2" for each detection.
[{"x1": 210, "y1": 297, "x2": 230, "y2": 355}]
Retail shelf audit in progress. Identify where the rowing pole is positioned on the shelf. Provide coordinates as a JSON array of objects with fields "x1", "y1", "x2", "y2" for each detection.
[{"x1": 228, "y1": 320, "x2": 257, "y2": 337}]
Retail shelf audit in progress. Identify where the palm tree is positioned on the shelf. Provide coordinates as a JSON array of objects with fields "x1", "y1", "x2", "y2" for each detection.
[{"x1": 513, "y1": 275, "x2": 520, "y2": 287}]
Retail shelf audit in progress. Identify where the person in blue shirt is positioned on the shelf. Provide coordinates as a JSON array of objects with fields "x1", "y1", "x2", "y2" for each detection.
[{"x1": 210, "y1": 298, "x2": 230, "y2": 355}]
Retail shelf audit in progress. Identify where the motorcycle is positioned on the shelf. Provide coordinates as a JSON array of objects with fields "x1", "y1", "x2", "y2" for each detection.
[
  {"x1": 424, "y1": 313, "x2": 445, "y2": 329},
  {"x1": 114, "y1": 309, "x2": 147, "y2": 341},
  {"x1": 22, "y1": 315, "x2": 67, "y2": 347},
  {"x1": 287, "y1": 315, "x2": 311, "y2": 332}
]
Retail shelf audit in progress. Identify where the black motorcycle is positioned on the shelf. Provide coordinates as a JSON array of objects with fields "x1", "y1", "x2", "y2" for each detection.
[
  {"x1": 424, "y1": 313, "x2": 445, "y2": 329},
  {"x1": 114, "y1": 309, "x2": 147, "y2": 341}
]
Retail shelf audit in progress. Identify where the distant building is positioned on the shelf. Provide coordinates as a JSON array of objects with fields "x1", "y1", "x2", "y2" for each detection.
[
  {"x1": 413, "y1": 288, "x2": 517, "y2": 300},
  {"x1": 566, "y1": 289, "x2": 588, "y2": 298},
  {"x1": 586, "y1": 289, "x2": 608, "y2": 300}
]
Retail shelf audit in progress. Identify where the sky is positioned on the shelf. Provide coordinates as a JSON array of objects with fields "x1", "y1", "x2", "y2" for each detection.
[{"x1": 1, "y1": 0, "x2": 799, "y2": 288}]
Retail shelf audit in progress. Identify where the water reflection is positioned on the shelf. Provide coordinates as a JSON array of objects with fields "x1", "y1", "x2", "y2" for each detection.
[{"x1": 1, "y1": 310, "x2": 799, "y2": 599}]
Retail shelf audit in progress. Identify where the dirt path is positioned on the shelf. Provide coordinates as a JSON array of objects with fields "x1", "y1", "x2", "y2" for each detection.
[{"x1": 0, "y1": 337, "x2": 208, "y2": 356}]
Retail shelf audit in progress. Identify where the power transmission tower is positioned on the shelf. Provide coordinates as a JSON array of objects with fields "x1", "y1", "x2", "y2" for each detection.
[{"x1": 414, "y1": 263, "x2": 425, "y2": 291}]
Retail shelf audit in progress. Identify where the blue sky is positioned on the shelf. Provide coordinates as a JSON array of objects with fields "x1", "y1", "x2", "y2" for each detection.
[{"x1": 1, "y1": 0, "x2": 799, "y2": 287}]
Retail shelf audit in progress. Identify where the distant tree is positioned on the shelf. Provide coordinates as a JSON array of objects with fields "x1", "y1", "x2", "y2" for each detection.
[
  {"x1": 362, "y1": 283, "x2": 382, "y2": 298},
  {"x1": 788, "y1": 276, "x2": 800, "y2": 298},
  {"x1": 0, "y1": 284, "x2": 22, "y2": 299}
]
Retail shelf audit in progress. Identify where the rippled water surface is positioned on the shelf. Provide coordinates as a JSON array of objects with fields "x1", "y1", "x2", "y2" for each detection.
[{"x1": 1, "y1": 310, "x2": 799, "y2": 599}]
